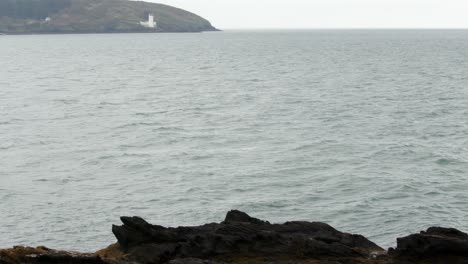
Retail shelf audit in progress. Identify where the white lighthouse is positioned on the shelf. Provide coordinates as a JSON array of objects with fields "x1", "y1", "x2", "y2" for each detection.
[{"x1": 140, "y1": 14, "x2": 157, "y2": 28}]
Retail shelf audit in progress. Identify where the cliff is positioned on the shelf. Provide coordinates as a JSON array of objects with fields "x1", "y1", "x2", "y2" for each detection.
[
  {"x1": 0, "y1": 0, "x2": 217, "y2": 34},
  {"x1": 1, "y1": 210, "x2": 468, "y2": 264}
]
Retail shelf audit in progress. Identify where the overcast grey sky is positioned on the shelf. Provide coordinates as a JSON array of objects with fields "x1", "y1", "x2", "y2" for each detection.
[{"x1": 147, "y1": 0, "x2": 468, "y2": 29}]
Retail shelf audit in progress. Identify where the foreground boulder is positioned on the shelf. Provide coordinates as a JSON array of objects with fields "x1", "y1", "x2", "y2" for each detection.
[
  {"x1": 111, "y1": 210, "x2": 383, "y2": 263},
  {"x1": 392, "y1": 227, "x2": 468, "y2": 257}
]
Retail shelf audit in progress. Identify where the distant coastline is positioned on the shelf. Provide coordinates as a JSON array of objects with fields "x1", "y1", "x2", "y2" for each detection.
[
  {"x1": 0, "y1": 0, "x2": 217, "y2": 35},
  {"x1": 0, "y1": 30, "x2": 220, "y2": 36}
]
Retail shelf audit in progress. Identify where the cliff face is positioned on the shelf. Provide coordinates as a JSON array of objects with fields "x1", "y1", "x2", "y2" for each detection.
[{"x1": 0, "y1": 0, "x2": 217, "y2": 34}]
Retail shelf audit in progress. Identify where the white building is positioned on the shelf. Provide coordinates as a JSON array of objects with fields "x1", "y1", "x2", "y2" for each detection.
[{"x1": 140, "y1": 14, "x2": 157, "y2": 28}]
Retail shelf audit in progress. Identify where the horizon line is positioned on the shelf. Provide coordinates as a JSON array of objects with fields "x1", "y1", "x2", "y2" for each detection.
[{"x1": 218, "y1": 27, "x2": 468, "y2": 30}]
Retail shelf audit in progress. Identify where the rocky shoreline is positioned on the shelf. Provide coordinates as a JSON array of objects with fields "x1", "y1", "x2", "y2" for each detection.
[{"x1": 1, "y1": 210, "x2": 468, "y2": 264}]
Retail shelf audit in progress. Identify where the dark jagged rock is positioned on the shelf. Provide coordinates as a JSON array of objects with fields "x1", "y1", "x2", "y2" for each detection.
[
  {"x1": 392, "y1": 227, "x2": 468, "y2": 258},
  {"x1": 112, "y1": 211, "x2": 383, "y2": 264},
  {"x1": 223, "y1": 210, "x2": 270, "y2": 225},
  {"x1": 3, "y1": 213, "x2": 468, "y2": 264}
]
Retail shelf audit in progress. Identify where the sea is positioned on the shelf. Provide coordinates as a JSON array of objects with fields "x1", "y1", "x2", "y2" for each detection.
[{"x1": 0, "y1": 30, "x2": 467, "y2": 251}]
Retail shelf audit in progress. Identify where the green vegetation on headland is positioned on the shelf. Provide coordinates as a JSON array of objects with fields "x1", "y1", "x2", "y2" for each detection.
[{"x1": 0, "y1": 0, "x2": 217, "y2": 34}]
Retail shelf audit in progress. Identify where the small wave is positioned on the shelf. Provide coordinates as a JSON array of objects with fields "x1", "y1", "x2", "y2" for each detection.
[
  {"x1": 115, "y1": 122, "x2": 162, "y2": 129},
  {"x1": 399, "y1": 184, "x2": 418, "y2": 192},
  {"x1": 122, "y1": 153, "x2": 151, "y2": 158},
  {"x1": 152, "y1": 126, "x2": 186, "y2": 132},
  {"x1": 175, "y1": 197, "x2": 191, "y2": 202},
  {"x1": 0, "y1": 192, "x2": 14, "y2": 200},
  {"x1": 135, "y1": 112, "x2": 160, "y2": 117},
  {"x1": 34, "y1": 178, "x2": 50, "y2": 182},
  {"x1": 185, "y1": 187, "x2": 202, "y2": 193},
  {"x1": 190, "y1": 155, "x2": 213, "y2": 161},
  {"x1": 187, "y1": 105, "x2": 221, "y2": 112},
  {"x1": 98, "y1": 155, "x2": 116, "y2": 160},
  {"x1": 436, "y1": 158, "x2": 452, "y2": 165},
  {"x1": 119, "y1": 143, "x2": 156, "y2": 149},
  {"x1": 99, "y1": 101, "x2": 121, "y2": 106},
  {"x1": 292, "y1": 144, "x2": 315, "y2": 151},
  {"x1": 44, "y1": 88, "x2": 62, "y2": 92},
  {"x1": 98, "y1": 153, "x2": 151, "y2": 160},
  {"x1": 433, "y1": 154, "x2": 467, "y2": 166},
  {"x1": 54, "y1": 99, "x2": 79, "y2": 104},
  {"x1": 424, "y1": 191, "x2": 441, "y2": 197},
  {"x1": 438, "y1": 97, "x2": 456, "y2": 101},
  {"x1": 130, "y1": 206, "x2": 149, "y2": 210},
  {"x1": 0, "y1": 145, "x2": 14, "y2": 150},
  {"x1": 230, "y1": 188, "x2": 253, "y2": 193}
]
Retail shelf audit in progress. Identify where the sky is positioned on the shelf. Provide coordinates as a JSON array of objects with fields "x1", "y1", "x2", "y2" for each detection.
[{"x1": 147, "y1": 0, "x2": 468, "y2": 29}]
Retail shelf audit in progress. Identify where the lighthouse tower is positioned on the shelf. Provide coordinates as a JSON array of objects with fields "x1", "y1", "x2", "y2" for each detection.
[{"x1": 140, "y1": 13, "x2": 157, "y2": 28}]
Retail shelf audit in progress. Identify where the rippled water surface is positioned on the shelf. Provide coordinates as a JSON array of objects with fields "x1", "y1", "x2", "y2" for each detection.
[{"x1": 1, "y1": 30, "x2": 468, "y2": 251}]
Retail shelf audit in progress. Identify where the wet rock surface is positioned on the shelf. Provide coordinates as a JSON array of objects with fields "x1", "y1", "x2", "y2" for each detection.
[
  {"x1": 0, "y1": 246, "x2": 106, "y2": 264},
  {"x1": 2, "y1": 211, "x2": 468, "y2": 264},
  {"x1": 391, "y1": 227, "x2": 468, "y2": 257}
]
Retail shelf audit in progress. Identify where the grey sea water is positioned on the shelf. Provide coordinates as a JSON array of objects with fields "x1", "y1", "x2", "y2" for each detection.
[{"x1": 0, "y1": 30, "x2": 468, "y2": 251}]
